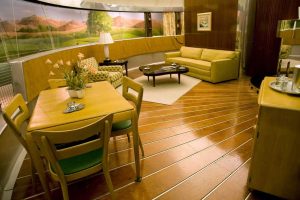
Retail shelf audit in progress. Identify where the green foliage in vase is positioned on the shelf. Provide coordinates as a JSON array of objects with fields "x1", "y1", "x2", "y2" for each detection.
[
  {"x1": 64, "y1": 70, "x2": 86, "y2": 90},
  {"x1": 46, "y1": 52, "x2": 87, "y2": 90}
]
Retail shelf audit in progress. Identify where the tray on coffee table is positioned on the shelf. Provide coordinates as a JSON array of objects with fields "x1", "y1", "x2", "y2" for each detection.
[{"x1": 139, "y1": 63, "x2": 189, "y2": 87}]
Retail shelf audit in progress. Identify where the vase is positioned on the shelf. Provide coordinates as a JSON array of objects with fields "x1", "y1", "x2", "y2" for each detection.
[
  {"x1": 76, "y1": 89, "x2": 85, "y2": 98},
  {"x1": 68, "y1": 89, "x2": 85, "y2": 98}
]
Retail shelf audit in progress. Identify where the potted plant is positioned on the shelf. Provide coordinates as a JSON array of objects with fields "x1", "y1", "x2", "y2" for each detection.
[
  {"x1": 46, "y1": 53, "x2": 87, "y2": 98},
  {"x1": 64, "y1": 70, "x2": 86, "y2": 98}
]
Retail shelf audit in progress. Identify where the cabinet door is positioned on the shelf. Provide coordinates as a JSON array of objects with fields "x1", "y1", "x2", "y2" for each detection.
[{"x1": 248, "y1": 106, "x2": 300, "y2": 199}]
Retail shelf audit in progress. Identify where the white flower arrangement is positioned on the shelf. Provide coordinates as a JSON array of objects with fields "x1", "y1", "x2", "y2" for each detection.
[{"x1": 46, "y1": 53, "x2": 87, "y2": 90}]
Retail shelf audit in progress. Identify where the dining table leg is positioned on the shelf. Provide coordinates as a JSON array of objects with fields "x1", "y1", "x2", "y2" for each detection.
[
  {"x1": 26, "y1": 133, "x2": 52, "y2": 200},
  {"x1": 131, "y1": 110, "x2": 141, "y2": 182}
]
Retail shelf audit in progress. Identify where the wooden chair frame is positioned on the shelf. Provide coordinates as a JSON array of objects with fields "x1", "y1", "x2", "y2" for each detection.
[
  {"x1": 30, "y1": 114, "x2": 114, "y2": 200},
  {"x1": 112, "y1": 76, "x2": 145, "y2": 156}
]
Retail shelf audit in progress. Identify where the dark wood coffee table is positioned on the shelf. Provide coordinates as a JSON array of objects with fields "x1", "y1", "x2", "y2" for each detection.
[{"x1": 139, "y1": 63, "x2": 189, "y2": 87}]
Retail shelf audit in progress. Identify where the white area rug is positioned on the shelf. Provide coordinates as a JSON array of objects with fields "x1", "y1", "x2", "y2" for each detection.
[{"x1": 117, "y1": 75, "x2": 201, "y2": 105}]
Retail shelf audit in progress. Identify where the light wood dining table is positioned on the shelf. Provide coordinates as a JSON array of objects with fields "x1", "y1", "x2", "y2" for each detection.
[{"x1": 25, "y1": 81, "x2": 141, "y2": 200}]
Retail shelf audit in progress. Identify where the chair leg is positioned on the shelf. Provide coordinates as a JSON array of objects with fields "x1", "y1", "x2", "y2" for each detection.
[
  {"x1": 138, "y1": 135, "x2": 145, "y2": 156},
  {"x1": 126, "y1": 133, "x2": 130, "y2": 142},
  {"x1": 60, "y1": 182, "x2": 69, "y2": 200},
  {"x1": 30, "y1": 160, "x2": 37, "y2": 192},
  {"x1": 103, "y1": 166, "x2": 115, "y2": 199}
]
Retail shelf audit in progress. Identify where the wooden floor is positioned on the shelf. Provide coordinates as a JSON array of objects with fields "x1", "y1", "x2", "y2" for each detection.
[{"x1": 11, "y1": 70, "x2": 282, "y2": 200}]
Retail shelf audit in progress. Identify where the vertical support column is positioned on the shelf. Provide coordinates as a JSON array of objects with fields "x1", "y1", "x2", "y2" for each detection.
[
  {"x1": 175, "y1": 12, "x2": 182, "y2": 35},
  {"x1": 144, "y1": 12, "x2": 152, "y2": 37}
]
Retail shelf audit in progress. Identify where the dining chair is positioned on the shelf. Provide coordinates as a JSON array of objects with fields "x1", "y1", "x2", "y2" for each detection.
[
  {"x1": 112, "y1": 76, "x2": 145, "y2": 156},
  {"x1": 29, "y1": 114, "x2": 115, "y2": 200},
  {"x1": 2, "y1": 94, "x2": 37, "y2": 188}
]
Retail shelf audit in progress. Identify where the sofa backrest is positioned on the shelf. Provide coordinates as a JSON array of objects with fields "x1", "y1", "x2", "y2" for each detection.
[
  {"x1": 201, "y1": 49, "x2": 238, "y2": 62},
  {"x1": 180, "y1": 46, "x2": 203, "y2": 60}
]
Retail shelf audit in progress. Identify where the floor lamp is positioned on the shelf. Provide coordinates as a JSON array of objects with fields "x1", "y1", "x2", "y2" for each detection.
[{"x1": 99, "y1": 32, "x2": 114, "y2": 63}]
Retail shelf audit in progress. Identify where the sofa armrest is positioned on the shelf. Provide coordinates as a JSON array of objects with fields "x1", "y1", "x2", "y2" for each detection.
[
  {"x1": 165, "y1": 51, "x2": 181, "y2": 59},
  {"x1": 88, "y1": 71, "x2": 109, "y2": 82},
  {"x1": 210, "y1": 59, "x2": 239, "y2": 83},
  {"x1": 98, "y1": 65, "x2": 123, "y2": 73}
]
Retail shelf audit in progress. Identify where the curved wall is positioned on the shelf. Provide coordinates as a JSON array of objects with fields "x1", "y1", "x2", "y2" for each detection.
[{"x1": 10, "y1": 35, "x2": 184, "y2": 101}]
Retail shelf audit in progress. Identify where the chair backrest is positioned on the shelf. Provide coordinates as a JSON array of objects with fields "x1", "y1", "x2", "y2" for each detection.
[
  {"x1": 48, "y1": 79, "x2": 67, "y2": 89},
  {"x1": 80, "y1": 57, "x2": 99, "y2": 69},
  {"x1": 122, "y1": 76, "x2": 144, "y2": 116},
  {"x1": 2, "y1": 94, "x2": 30, "y2": 151},
  {"x1": 30, "y1": 114, "x2": 113, "y2": 180}
]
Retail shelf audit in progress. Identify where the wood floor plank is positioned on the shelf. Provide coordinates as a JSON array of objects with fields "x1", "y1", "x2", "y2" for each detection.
[
  {"x1": 98, "y1": 128, "x2": 254, "y2": 199},
  {"x1": 203, "y1": 160, "x2": 251, "y2": 200},
  {"x1": 13, "y1": 74, "x2": 280, "y2": 200},
  {"x1": 108, "y1": 114, "x2": 256, "y2": 169},
  {"x1": 156, "y1": 142, "x2": 253, "y2": 200},
  {"x1": 108, "y1": 108, "x2": 257, "y2": 154}
]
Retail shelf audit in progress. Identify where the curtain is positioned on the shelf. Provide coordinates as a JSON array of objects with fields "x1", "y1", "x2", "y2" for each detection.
[{"x1": 163, "y1": 12, "x2": 176, "y2": 36}]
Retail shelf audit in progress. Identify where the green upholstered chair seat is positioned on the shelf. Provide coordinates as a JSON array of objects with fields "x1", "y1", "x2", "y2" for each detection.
[
  {"x1": 54, "y1": 148, "x2": 103, "y2": 175},
  {"x1": 112, "y1": 120, "x2": 132, "y2": 131}
]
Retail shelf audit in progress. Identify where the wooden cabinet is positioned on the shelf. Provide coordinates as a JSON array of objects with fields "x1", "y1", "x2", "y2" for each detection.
[{"x1": 248, "y1": 77, "x2": 300, "y2": 199}]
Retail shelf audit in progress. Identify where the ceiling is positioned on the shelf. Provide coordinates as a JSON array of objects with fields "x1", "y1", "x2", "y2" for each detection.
[{"x1": 37, "y1": 0, "x2": 184, "y2": 12}]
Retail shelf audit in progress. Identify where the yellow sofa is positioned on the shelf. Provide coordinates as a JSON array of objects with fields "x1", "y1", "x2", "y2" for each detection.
[{"x1": 165, "y1": 46, "x2": 240, "y2": 83}]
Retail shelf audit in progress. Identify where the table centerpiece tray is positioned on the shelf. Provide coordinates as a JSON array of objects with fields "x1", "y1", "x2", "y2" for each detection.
[{"x1": 269, "y1": 80, "x2": 300, "y2": 95}]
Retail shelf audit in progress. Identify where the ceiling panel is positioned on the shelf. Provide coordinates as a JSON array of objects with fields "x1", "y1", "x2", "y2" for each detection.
[{"x1": 37, "y1": 0, "x2": 184, "y2": 12}]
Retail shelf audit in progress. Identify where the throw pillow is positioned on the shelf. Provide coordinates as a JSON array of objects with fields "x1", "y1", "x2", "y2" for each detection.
[{"x1": 180, "y1": 46, "x2": 203, "y2": 60}]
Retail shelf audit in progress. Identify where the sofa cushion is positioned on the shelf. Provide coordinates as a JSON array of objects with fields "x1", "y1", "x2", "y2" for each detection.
[
  {"x1": 166, "y1": 57, "x2": 211, "y2": 71},
  {"x1": 88, "y1": 71, "x2": 109, "y2": 82},
  {"x1": 180, "y1": 46, "x2": 203, "y2": 60},
  {"x1": 85, "y1": 64, "x2": 98, "y2": 74},
  {"x1": 108, "y1": 71, "x2": 123, "y2": 82},
  {"x1": 77, "y1": 57, "x2": 99, "y2": 75},
  {"x1": 80, "y1": 57, "x2": 98, "y2": 68},
  {"x1": 188, "y1": 67, "x2": 211, "y2": 77},
  {"x1": 201, "y1": 49, "x2": 236, "y2": 62}
]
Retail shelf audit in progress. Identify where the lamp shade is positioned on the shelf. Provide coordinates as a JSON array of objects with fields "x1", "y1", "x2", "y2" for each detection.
[{"x1": 99, "y1": 32, "x2": 114, "y2": 44}]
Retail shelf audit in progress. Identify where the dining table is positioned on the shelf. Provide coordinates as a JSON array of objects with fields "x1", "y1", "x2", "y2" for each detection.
[{"x1": 25, "y1": 81, "x2": 141, "y2": 200}]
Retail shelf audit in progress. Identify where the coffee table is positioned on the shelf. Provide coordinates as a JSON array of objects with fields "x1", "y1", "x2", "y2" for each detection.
[{"x1": 139, "y1": 63, "x2": 189, "y2": 87}]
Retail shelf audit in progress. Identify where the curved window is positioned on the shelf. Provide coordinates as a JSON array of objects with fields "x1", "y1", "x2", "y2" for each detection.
[
  {"x1": 152, "y1": 13, "x2": 163, "y2": 36},
  {"x1": 0, "y1": 0, "x2": 182, "y2": 108}
]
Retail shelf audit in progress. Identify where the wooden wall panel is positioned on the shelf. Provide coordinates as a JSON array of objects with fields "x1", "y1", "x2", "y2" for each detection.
[
  {"x1": 20, "y1": 36, "x2": 183, "y2": 101},
  {"x1": 184, "y1": 0, "x2": 238, "y2": 50},
  {"x1": 247, "y1": 0, "x2": 300, "y2": 77}
]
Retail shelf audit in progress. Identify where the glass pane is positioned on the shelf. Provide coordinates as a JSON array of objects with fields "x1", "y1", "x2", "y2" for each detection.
[
  {"x1": 109, "y1": 12, "x2": 145, "y2": 40},
  {"x1": 44, "y1": 6, "x2": 92, "y2": 47},
  {"x1": 152, "y1": 13, "x2": 163, "y2": 36},
  {"x1": 0, "y1": 0, "x2": 19, "y2": 62},
  {"x1": 14, "y1": 1, "x2": 53, "y2": 57}
]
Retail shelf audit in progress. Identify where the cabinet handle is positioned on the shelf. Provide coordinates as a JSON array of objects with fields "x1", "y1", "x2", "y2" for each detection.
[{"x1": 256, "y1": 131, "x2": 259, "y2": 139}]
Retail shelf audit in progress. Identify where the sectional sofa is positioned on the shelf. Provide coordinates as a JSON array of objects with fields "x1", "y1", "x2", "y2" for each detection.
[{"x1": 165, "y1": 46, "x2": 240, "y2": 83}]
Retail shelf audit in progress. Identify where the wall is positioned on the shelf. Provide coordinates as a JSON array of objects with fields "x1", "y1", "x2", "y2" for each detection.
[
  {"x1": 10, "y1": 36, "x2": 184, "y2": 102},
  {"x1": 247, "y1": 0, "x2": 300, "y2": 78},
  {"x1": 0, "y1": 125, "x2": 25, "y2": 199},
  {"x1": 184, "y1": 0, "x2": 238, "y2": 50}
]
